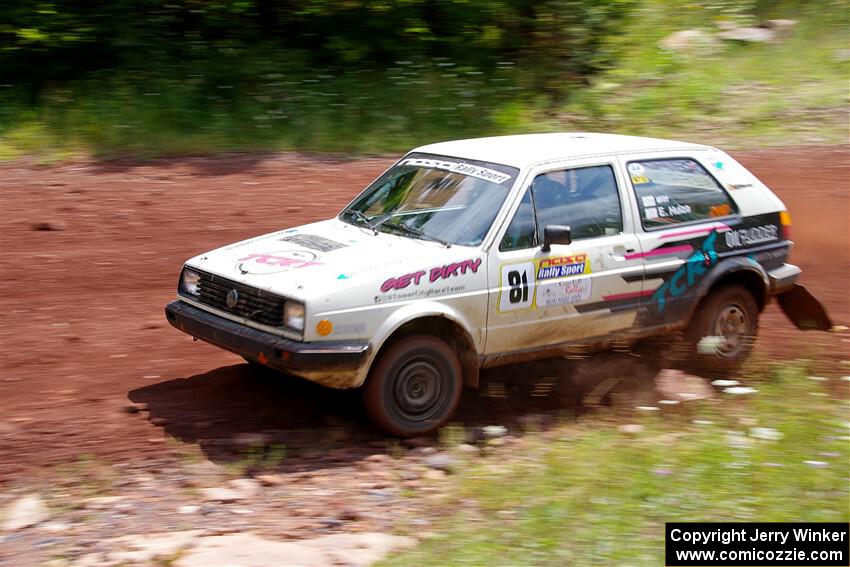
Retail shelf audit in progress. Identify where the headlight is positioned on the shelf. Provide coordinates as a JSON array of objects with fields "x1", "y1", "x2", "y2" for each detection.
[
  {"x1": 180, "y1": 267, "x2": 201, "y2": 296},
  {"x1": 283, "y1": 301, "x2": 305, "y2": 331}
]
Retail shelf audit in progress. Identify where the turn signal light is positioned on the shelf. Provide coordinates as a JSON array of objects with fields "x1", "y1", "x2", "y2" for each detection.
[
  {"x1": 316, "y1": 319, "x2": 333, "y2": 336},
  {"x1": 779, "y1": 211, "x2": 792, "y2": 240}
]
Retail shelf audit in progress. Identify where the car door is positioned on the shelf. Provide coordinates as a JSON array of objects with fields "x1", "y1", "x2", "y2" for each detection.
[
  {"x1": 617, "y1": 152, "x2": 741, "y2": 326},
  {"x1": 484, "y1": 160, "x2": 646, "y2": 356}
]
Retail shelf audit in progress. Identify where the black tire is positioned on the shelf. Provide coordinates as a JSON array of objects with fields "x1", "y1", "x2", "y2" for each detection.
[
  {"x1": 685, "y1": 284, "x2": 759, "y2": 372},
  {"x1": 363, "y1": 335, "x2": 463, "y2": 437}
]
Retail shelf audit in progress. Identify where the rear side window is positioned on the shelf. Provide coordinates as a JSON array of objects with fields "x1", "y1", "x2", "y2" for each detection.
[{"x1": 627, "y1": 158, "x2": 736, "y2": 229}]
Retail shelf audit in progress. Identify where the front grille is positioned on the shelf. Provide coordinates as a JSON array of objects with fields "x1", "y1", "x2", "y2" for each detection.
[{"x1": 193, "y1": 271, "x2": 285, "y2": 328}]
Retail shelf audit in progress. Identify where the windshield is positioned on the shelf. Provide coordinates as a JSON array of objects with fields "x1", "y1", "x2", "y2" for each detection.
[{"x1": 340, "y1": 153, "x2": 519, "y2": 246}]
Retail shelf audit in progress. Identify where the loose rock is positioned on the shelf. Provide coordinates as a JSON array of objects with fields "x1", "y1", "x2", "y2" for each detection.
[
  {"x1": 232, "y1": 432, "x2": 268, "y2": 450},
  {"x1": 256, "y1": 473, "x2": 286, "y2": 487},
  {"x1": 481, "y1": 425, "x2": 508, "y2": 439},
  {"x1": 718, "y1": 26, "x2": 775, "y2": 43},
  {"x1": 174, "y1": 532, "x2": 415, "y2": 567},
  {"x1": 422, "y1": 469, "x2": 446, "y2": 480},
  {"x1": 456, "y1": 443, "x2": 480, "y2": 455},
  {"x1": 659, "y1": 29, "x2": 719, "y2": 54},
  {"x1": 2, "y1": 494, "x2": 49, "y2": 531},
  {"x1": 423, "y1": 453, "x2": 458, "y2": 472}
]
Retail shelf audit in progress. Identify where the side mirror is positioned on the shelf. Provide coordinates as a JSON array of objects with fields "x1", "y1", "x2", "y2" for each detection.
[{"x1": 542, "y1": 225, "x2": 572, "y2": 252}]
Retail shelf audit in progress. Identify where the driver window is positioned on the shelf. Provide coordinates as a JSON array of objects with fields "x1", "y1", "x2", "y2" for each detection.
[
  {"x1": 499, "y1": 189, "x2": 536, "y2": 251},
  {"x1": 531, "y1": 164, "x2": 622, "y2": 241}
]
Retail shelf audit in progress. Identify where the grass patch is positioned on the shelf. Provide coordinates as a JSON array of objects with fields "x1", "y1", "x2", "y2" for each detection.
[
  {"x1": 380, "y1": 362, "x2": 850, "y2": 566},
  {"x1": 561, "y1": 0, "x2": 850, "y2": 147}
]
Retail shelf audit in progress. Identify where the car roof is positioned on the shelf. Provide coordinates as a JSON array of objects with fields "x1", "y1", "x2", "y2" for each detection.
[{"x1": 413, "y1": 133, "x2": 712, "y2": 169}]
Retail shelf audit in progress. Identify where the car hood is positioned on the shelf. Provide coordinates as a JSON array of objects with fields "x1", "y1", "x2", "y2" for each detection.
[{"x1": 184, "y1": 218, "x2": 484, "y2": 304}]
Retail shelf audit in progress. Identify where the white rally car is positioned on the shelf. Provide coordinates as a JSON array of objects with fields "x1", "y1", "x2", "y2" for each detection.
[{"x1": 166, "y1": 133, "x2": 831, "y2": 436}]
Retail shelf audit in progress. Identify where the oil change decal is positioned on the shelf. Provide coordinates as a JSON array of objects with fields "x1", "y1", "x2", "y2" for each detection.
[
  {"x1": 279, "y1": 234, "x2": 347, "y2": 252},
  {"x1": 652, "y1": 231, "x2": 719, "y2": 312},
  {"x1": 536, "y1": 278, "x2": 592, "y2": 308},
  {"x1": 399, "y1": 158, "x2": 512, "y2": 185},
  {"x1": 236, "y1": 250, "x2": 322, "y2": 274},
  {"x1": 380, "y1": 258, "x2": 481, "y2": 292}
]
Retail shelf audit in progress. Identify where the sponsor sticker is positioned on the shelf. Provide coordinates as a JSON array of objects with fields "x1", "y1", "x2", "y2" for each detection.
[
  {"x1": 498, "y1": 253, "x2": 592, "y2": 312},
  {"x1": 536, "y1": 278, "x2": 592, "y2": 307},
  {"x1": 709, "y1": 203, "x2": 732, "y2": 217},
  {"x1": 537, "y1": 254, "x2": 589, "y2": 280},
  {"x1": 399, "y1": 158, "x2": 512, "y2": 185},
  {"x1": 236, "y1": 250, "x2": 322, "y2": 274},
  {"x1": 645, "y1": 169, "x2": 717, "y2": 190},
  {"x1": 724, "y1": 224, "x2": 779, "y2": 248},
  {"x1": 280, "y1": 234, "x2": 347, "y2": 252}
]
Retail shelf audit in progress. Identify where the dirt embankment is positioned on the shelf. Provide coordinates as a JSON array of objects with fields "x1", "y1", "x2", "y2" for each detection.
[{"x1": 1, "y1": 146, "x2": 848, "y2": 479}]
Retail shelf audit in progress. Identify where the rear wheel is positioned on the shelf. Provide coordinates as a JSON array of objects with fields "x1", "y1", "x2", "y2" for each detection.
[
  {"x1": 364, "y1": 335, "x2": 462, "y2": 437},
  {"x1": 686, "y1": 284, "x2": 759, "y2": 372}
]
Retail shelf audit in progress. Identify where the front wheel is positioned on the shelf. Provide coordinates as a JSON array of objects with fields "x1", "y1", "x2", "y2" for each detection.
[
  {"x1": 686, "y1": 284, "x2": 759, "y2": 372},
  {"x1": 363, "y1": 335, "x2": 463, "y2": 437}
]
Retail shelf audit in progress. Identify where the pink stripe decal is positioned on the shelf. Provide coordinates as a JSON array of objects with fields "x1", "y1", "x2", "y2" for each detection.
[
  {"x1": 602, "y1": 289, "x2": 656, "y2": 301},
  {"x1": 660, "y1": 222, "x2": 731, "y2": 240},
  {"x1": 625, "y1": 244, "x2": 693, "y2": 260}
]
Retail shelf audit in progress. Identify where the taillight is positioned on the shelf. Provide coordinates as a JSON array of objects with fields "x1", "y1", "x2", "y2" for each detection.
[{"x1": 779, "y1": 211, "x2": 792, "y2": 240}]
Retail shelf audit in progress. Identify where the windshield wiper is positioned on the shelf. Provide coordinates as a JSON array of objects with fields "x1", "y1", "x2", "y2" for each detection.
[
  {"x1": 384, "y1": 223, "x2": 452, "y2": 248},
  {"x1": 343, "y1": 208, "x2": 378, "y2": 235}
]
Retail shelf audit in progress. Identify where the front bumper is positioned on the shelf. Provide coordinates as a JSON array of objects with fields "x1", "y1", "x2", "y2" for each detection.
[{"x1": 165, "y1": 300, "x2": 370, "y2": 376}]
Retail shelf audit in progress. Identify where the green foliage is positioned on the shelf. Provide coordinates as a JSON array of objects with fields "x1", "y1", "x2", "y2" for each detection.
[
  {"x1": 1, "y1": 0, "x2": 635, "y2": 90},
  {"x1": 380, "y1": 364, "x2": 850, "y2": 566},
  {"x1": 0, "y1": 0, "x2": 846, "y2": 158}
]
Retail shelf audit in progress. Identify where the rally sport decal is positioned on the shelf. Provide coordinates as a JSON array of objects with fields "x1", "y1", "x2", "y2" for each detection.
[{"x1": 498, "y1": 254, "x2": 592, "y2": 312}]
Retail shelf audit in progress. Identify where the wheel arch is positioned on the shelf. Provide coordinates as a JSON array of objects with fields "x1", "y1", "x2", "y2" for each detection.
[
  {"x1": 368, "y1": 304, "x2": 481, "y2": 389},
  {"x1": 688, "y1": 257, "x2": 769, "y2": 323}
]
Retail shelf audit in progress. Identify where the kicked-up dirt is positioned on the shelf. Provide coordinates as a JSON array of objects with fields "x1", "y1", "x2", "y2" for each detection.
[{"x1": 0, "y1": 145, "x2": 848, "y2": 480}]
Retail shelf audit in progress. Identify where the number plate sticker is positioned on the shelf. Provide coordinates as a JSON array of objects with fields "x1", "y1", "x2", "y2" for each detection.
[{"x1": 498, "y1": 262, "x2": 535, "y2": 312}]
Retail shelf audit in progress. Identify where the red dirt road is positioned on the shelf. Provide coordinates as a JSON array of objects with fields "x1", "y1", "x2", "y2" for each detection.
[{"x1": 1, "y1": 146, "x2": 848, "y2": 480}]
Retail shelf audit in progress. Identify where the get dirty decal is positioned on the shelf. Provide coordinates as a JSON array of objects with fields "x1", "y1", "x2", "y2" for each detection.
[
  {"x1": 498, "y1": 254, "x2": 592, "y2": 312},
  {"x1": 375, "y1": 258, "x2": 482, "y2": 304}
]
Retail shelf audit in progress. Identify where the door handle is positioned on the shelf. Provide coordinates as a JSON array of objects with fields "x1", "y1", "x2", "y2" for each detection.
[{"x1": 610, "y1": 246, "x2": 637, "y2": 261}]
